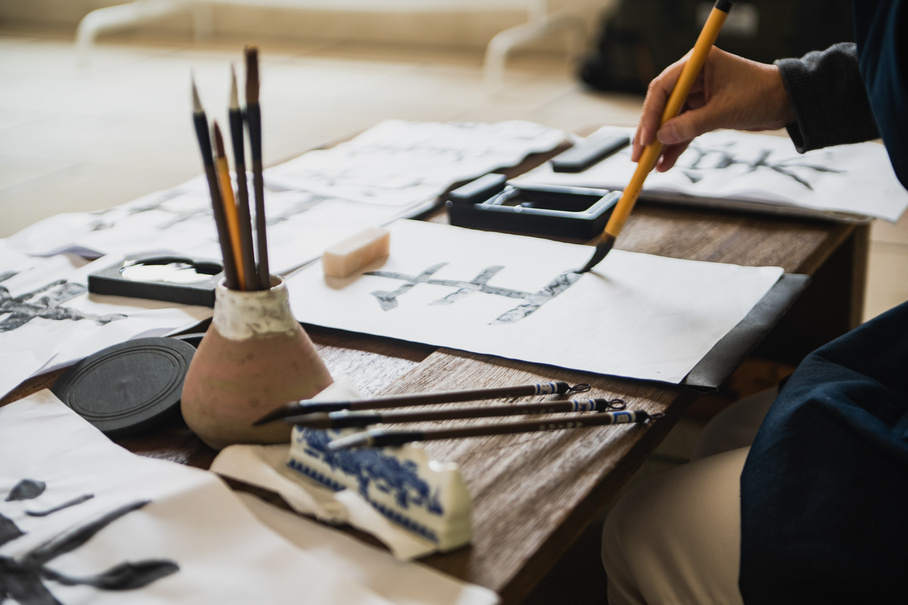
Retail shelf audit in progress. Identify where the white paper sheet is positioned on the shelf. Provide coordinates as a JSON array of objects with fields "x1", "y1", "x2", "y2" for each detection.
[
  {"x1": 239, "y1": 493, "x2": 498, "y2": 605},
  {"x1": 7, "y1": 120, "x2": 566, "y2": 275},
  {"x1": 265, "y1": 119, "x2": 567, "y2": 207},
  {"x1": 514, "y1": 127, "x2": 908, "y2": 222},
  {"x1": 0, "y1": 244, "x2": 211, "y2": 399},
  {"x1": 4, "y1": 177, "x2": 385, "y2": 275},
  {"x1": 0, "y1": 391, "x2": 497, "y2": 604},
  {"x1": 285, "y1": 220, "x2": 782, "y2": 384}
]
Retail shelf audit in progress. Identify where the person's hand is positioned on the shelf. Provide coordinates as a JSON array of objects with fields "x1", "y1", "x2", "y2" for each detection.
[{"x1": 633, "y1": 47, "x2": 796, "y2": 171}]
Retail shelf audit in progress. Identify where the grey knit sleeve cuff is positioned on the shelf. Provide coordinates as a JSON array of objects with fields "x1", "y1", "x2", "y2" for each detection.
[{"x1": 775, "y1": 42, "x2": 879, "y2": 152}]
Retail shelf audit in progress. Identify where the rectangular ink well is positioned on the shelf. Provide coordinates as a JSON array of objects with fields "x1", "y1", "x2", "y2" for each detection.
[
  {"x1": 88, "y1": 254, "x2": 223, "y2": 307},
  {"x1": 445, "y1": 173, "x2": 620, "y2": 239}
]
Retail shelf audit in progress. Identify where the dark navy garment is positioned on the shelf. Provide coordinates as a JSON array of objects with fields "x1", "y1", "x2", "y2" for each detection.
[
  {"x1": 854, "y1": 0, "x2": 908, "y2": 189},
  {"x1": 740, "y1": 2, "x2": 908, "y2": 601},
  {"x1": 739, "y1": 301, "x2": 908, "y2": 602}
]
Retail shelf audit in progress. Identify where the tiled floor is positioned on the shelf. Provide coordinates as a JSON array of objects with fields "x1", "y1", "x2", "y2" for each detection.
[{"x1": 1, "y1": 20, "x2": 905, "y2": 605}]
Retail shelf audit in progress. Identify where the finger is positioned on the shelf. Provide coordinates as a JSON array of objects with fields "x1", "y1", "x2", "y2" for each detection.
[
  {"x1": 655, "y1": 142, "x2": 691, "y2": 172},
  {"x1": 634, "y1": 89, "x2": 670, "y2": 162},
  {"x1": 632, "y1": 125, "x2": 644, "y2": 162},
  {"x1": 638, "y1": 58, "x2": 687, "y2": 144},
  {"x1": 657, "y1": 104, "x2": 725, "y2": 147},
  {"x1": 639, "y1": 81, "x2": 670, "y2": 146}
]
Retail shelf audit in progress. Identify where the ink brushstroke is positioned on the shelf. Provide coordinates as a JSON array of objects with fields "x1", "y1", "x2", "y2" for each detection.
[
  {"x1": 0, "y1": 275, "x2": 126, "y2": 334},
  {"x1": 0, "y1": 479, "x2": 179, "y2": 605},
  {"x1": 677, "y1": 140, "x2": 844, "y2": 189},
  {"x1": 367, "y1": 263, "x2": 583, "y2": 324}
]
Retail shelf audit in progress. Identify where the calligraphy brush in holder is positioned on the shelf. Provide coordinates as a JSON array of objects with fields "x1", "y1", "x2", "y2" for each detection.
[{"x1": 181, "y1": 52, "x2": 333, "y2": 451}]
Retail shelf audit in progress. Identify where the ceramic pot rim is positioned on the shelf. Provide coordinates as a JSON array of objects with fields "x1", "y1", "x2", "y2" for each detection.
[{"x1": 212, "y1": 275, "x2": 298, "y2": 340}]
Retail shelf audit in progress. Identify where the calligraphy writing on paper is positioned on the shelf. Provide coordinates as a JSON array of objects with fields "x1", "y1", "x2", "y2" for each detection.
[
  {"x1": 366, "y1": 263, "x2": 582, "y2": 325},
  {"x1": 0, "y1": 273, "x2": 126, "y2": 333},
  {"x1": 88, "y1": 186, "x2": 333, "y2": 233},
  {"x1": 677, "y1": 140, "x2": 844, "y2": 189},
  {"x1": 0, "y1": 478, "x2": 179, "y2": 604}
]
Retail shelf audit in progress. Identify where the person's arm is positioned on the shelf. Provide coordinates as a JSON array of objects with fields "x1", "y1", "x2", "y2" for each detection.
[{"x1": 776, "y1": 42, "x2": 879, "y2": 153}]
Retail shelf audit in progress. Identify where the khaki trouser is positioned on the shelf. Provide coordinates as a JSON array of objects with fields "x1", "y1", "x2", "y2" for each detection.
[{"x1": 601, "y1": 388, "x2": 777, "y2": 605}]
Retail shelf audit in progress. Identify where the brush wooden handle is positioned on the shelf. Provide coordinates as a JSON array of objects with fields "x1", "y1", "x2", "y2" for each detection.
[
  {"x1": 601, "y1": 0, "x2": 732, "y2": 241},
  {"x1": 254, "y1": 381, "x2": 581, "y2": 424},
  {"x1": 213, "y1": 122, "x2": 246, "y2": 290},
  {"x1": 327, "y1": 410, "x2": 657, "y2": 449}
]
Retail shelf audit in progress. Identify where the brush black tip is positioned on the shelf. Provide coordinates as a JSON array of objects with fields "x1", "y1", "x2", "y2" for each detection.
[
  {"x1": 212, "y1": 121, "x2": 226, "y2": 158},
  {"x1": 577, "y1": 234, "x2": 616, "y2": 273},
  {"x1": 244, "y1": 45, "x2": 260, "y2": 105}
]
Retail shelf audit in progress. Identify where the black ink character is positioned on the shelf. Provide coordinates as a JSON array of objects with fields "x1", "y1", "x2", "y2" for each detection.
[
  {"x1": 0, "y1": 274, "x2": 126, "y2": 333},
  {"x1": 5, "y1": 480, "x2": 46, "y2": 502},
  {"x1": 0, "y1": 479, "x2": 178, "y2": 605},
  {"x1": 366, "y1": 263, "x2": 582, "y2": 324},
  {"x1": 677, "y1": 141, "x2": 843, "y2": 189}
]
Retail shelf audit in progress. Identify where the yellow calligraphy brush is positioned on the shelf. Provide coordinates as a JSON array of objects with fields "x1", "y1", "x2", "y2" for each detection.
[
  {"x1": 213, "y1": 121, "x2": 246, "y2": 290},
  {"x1": 578, "y1": 0, "x2": 733, "y2": 273}
]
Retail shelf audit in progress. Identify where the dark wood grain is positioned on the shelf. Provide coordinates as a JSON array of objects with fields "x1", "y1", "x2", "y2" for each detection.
[{"x1": 380, "y1": 349, "x2": 693, "y2": 604}]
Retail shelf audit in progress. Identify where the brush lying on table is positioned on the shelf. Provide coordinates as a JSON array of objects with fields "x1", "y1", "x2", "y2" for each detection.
[
  {"x1": 327, "y1": 409, "x2": 663, "y2": 450},
  {"x1": 253, "y1": 380, "x2": 591, "y2": 425},
  {"x1": 283, "y1": 397, "x2": 626, "y2": 429}
]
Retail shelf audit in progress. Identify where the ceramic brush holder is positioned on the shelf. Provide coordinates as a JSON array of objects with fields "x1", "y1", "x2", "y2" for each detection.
[{"x1": 181, "y1": 277, "x2": 333, "y2": 450}]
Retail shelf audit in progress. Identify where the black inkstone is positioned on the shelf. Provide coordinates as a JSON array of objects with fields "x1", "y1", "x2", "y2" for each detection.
[{"x1": 51, "y1": 337, "x2": 195, "y2": 437}]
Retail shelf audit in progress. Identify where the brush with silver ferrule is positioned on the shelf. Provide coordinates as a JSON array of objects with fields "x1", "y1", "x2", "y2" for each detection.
[
  {"x1": 284, "y1": 397, "x2": 626, "y2": 429},
  {"x1": 253, "y1": 380, "x2": 589, "y2": 425},
  {"x1": 327, "y1": 409, "x2": 661, "y2": 450}
]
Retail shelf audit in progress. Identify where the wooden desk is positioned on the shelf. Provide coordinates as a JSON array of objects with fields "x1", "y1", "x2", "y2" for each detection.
[{"x1": 0, "y1": 171, "x2": 869, "y2": 605}]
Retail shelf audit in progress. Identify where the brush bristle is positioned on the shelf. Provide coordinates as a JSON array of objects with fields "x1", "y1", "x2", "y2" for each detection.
[
  {"x1": 190, "y1": 74, "x2": 203, "y2": 114},
  {"x1": 212, "y1": 121, "x2": 226, "y2": 158},
  {"x1": 229, "y1": 64, "x2": 240, "y2": 109},
  {"x1": 577, "y1": 233, "x2": 616, "y2": 273},
  {"x1": 244, "y1": 45, "x2": 259, "y2": 105}
]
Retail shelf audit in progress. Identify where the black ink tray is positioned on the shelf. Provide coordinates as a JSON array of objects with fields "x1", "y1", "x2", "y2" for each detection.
[
  {"x1": 88, "y1": 254, "x2": 222, "y2": 307},
  {"x1": 445, "y1": 173, "x2": 620, "y2": 239}
]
